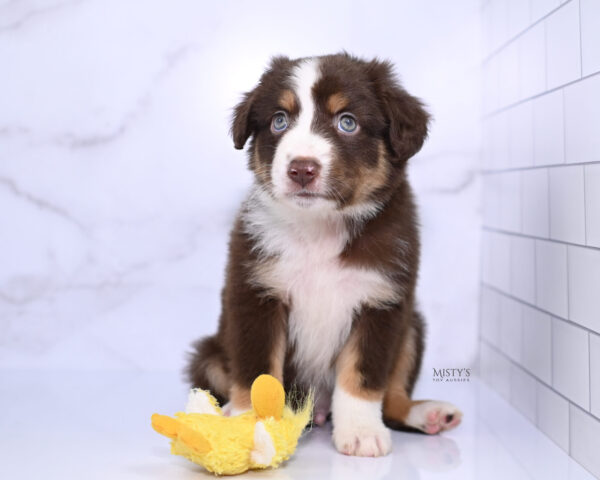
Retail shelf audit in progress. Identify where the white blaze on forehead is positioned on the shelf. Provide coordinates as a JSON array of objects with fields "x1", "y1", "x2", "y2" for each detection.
[
  {"x1": 293, "y1": 58, "x2": 321, "y2": 135},
  {"x1": 271, "y1": 57, "x2": 335, "y2": 203}
]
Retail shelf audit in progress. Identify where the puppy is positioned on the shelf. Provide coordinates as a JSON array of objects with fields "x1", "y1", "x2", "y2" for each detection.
[{"x1": 187, "y1": 53, "x2": 462, "y2": 457}]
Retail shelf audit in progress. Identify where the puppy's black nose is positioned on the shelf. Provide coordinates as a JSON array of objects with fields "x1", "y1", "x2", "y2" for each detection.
[{"x1": 287, "y1": 158, "x2": 321, "y2": 187}]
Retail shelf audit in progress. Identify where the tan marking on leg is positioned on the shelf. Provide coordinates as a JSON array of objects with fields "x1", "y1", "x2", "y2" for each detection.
[
  {"x1": 278, "y1": 89, "x2": 297, "y2": 112},
  {"x1": 383, "y1": 325, "x2": 460, "y2": 432},
  {"x1": 383, "y1": 324, "x2": 420, "y2": 423},
  {"x1": 326, "y1": 92, "x2": 349, "y2": 114},
  {"x1": 336, "y1": 334, "x2": 383, "y2": 402},
  {"x1": 394, "y1": 322, "x2": 418, "y2": 388},
  {"x1": 229, "y1": 383, "x2": 252, "y2": 411}
]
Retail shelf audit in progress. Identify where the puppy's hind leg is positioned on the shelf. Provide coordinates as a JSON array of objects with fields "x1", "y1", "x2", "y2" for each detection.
[
  {"x1": 383, "y1": 313, "x2": 463, "y2": 435},
  {"x1": 185, "y1": 335, "x2": 231, "y2": 406}
]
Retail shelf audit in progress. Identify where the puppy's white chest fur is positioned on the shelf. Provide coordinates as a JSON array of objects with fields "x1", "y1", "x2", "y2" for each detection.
[{"x1": 243, "y1": 189, "x2": 396, "y2": 386}]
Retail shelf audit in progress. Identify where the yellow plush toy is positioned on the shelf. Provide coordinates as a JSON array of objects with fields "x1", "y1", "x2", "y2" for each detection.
[{"x1": 151, "y1": 374, "x2": 313, "y2": 476}]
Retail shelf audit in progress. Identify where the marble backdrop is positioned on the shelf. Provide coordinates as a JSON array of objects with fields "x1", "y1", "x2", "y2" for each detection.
[{"x1": 0, "y1": 0, "x2": 482, "y2": 371}]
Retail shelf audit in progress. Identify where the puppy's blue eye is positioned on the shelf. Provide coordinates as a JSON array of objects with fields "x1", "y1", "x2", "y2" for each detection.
[
  {"x1": 338, "y1": 114, "x2": 358, "y2": 133},
  {"x1": 271, "y1": 112, "x2": 288, "y2": 132}
]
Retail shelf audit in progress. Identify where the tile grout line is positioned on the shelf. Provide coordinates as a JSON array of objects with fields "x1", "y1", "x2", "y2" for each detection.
[
  {"x1": 482, "y1": 225, "x2": 600, "y2": 253},
  {"x1": 583, "y1": 165, "x2": 588, "y2": 245},
  {"x1": 566, "y1": 244, "x2": 571, "y2": 325},
  {"x1": 568, "y1": 394, "x2": 573, "y2": 456},
  {"x1": 534, "y1": 232, "x2": 538, "y2": 305},
  {"x1": 551, "y1": 314, "x2": 555, "y2": 389},
  {"x1": 481, "y1": 158, "x2": 600, "y2": 175},
  {"x1": 482, "y1": 0, "x2": 573, "y2": 64},
  {"x1": 562, "y1": 87, "x2": 567, "y2": 165},
  {"x1": 589, "y1": 332, "x2": 592, "y2": 418},
  {"x1": 544, "y1": 14, "x2": 549, "y2": 94},
  {"x1": 548, "y1": 168, "x2": 554, "y2": 240},
  {"x1": 578, "y1": 0, "x2": 583, "y2": 78},
  {"x1": 482, "y1": 337, "x2": 600, "y2": 424},
  {"x1": 479, "y1": 340, "x2": 567, "y2": 454},
  {"x1": 483, "y1": 69, "x2": 600, "y2": 119},
  {"x1": 546, "y1": 168, "x2": 551, "y2": 238},
  {"x1": 482, "y1": 281, "x2": 600, "y2": 337}
]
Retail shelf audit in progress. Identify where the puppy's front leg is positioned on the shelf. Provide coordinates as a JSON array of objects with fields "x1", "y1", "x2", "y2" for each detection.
[
  {"x1": 332, "y1": 305, "x2": 403, "y2": 457},
  {"x1": 226, "y1": 292, "x2": 287, "y2": 415}
]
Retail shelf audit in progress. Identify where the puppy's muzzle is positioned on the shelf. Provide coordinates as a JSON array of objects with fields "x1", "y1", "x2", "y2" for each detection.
[{"x1": 287, "y1": 157, "x2": 321, "y2": 188}]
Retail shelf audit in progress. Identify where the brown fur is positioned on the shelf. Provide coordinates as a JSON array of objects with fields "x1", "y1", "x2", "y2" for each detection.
[
  {"x1": 187, "y1": 53, "x2": 431, "y2": 428},
  {"x1": 335, "y1": 332, "x2": 383, "y2": 402}
]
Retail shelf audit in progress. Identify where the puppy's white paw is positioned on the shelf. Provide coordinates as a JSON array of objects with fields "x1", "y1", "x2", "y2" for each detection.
[
  {"x1": 331, "y1": 386, "x2": 392, "y2": 457},
  {"x1": 185, "y1": 388, "x2": 220, "y2": 415},
  {"x1": 405, "y1": 401, "x2": 462, "y2": 434},
  {"x1": 333, "y1": 423, "x2": 392, "y2": 457}
]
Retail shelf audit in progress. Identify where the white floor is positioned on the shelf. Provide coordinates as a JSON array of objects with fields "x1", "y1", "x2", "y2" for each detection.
[{"x1": 0, "y1": 371, "x2": 595, "y2": 480}]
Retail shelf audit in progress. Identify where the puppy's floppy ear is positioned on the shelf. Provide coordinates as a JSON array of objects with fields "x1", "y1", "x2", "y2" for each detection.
[
  {"x1": 231, "y1": 56, "x2": 293, "y2": 150},
  {"x1": 231, "y1": 89, "x2": 258, "y2": 150},
  {"x1": 368, "y1": 60, "x2": 430, "y2": 163}
]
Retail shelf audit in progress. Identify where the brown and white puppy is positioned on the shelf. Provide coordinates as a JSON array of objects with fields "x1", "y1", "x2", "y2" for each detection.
[{"x1": 187, "y1": 53, "x2": 462, "y2": 457}]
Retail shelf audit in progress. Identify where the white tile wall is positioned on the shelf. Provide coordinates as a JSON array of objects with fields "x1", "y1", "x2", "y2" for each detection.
[
  {"x1": 480, "y1": 340, "x2": 512, "y2": 399},
  {"x1": 509, "y1": 102, "x2": 534, "y2": 168},
  {"x1": 570, "y1": 405, "x2": 600, "y2": 478},
  {"x1": 483, "y1": 56, "x2": 501, "y2": 114},
  {"x1": 519, "y1": 24, "x2": 546, "y2": 99},
  {"x1": 485, "y1": 231, "x2": 511, "y2": 291},
  {"x1": 590, "y1": 333, "x2": 600, "y2": 418},
  {"x1": 488, "y1": 0, "x2": 509, "y2": 53},
  {"x1": 481, "y1": 286, "x2": 502, "y2": 346},
  {"x1": 499, "y1": 42, "x2": 520, "y2": 107},
  {"x1": 552, "y1": 318, "x2": 590, "y2": 409},
  {"x1": 483, "y1": 174, "x2": 501, "y2": 228},
  {"x1": 482, "y1": 230, "x2": 494, "y2": 283},
  {"x1": 479, "y1": 339, "x2": 494, "y2": 385},
  {"x1": 537, "y1": 381, "x2": 570, "y2": 452},
  {"x1": 531, "y1": 0, "x2": 560, "y2": 22},
  {"x1": 535, "y1": 240, "x2": 568, "y2": 318},
  {"x1": 548, "y1": 166, "x2": 586, "y2": 244},
  {"x1": 510, "y1": 364, "x2": 537, "y2": 422},
  {"x1": 580, "y1": 0, "x2": 600, "y2": 76},
  {"x1": 533, "y1": 89, "x2": 564, "y2": 166},
  {"x1": 500, "y1": 171, "x2": 522, "y2": 231},
  {"x1": 545, "y1": 0, "x2": 582, "y2": 89},
  {"x1": 564, "y1": 75, "x2": 600, "y2": 164},
  {"x1": 585, "y1": 164, "x2": 600, "y2": 247},
  {"x1": 521, "y1": 168, "x2": 550, "y2": 237},
  {"x1": 522, "y1": 305, "x2": 552, "y2": 384},
  {"x1": 490, "y1": 111, "x2": 510, "y2": 168},
  {"x1": 481, "y1": 0, "x2": 600, "y2": 471},
  {"x1": 510, "y1": 236, "x2": 536, "y2": 303},
  {"x1": 493, "y1": 345, "x2": 512, "y2": 400},
  {"x1": 568, "y1": 246, "x2": 600, "y2": 332},
  {"x1": 507, "y1": 0, "x2": 531, "y2": 39},
  {"x1": 500, "y1": 296, "x2": 523, "y2": 362}
]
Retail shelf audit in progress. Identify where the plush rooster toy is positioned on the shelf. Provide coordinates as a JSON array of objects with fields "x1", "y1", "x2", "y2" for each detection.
[{"x1": 151, "y1": 374, "x2": 313, "y2": 475}]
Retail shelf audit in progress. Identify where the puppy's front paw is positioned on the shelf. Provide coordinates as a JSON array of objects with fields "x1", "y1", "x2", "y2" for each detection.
[
  {"x1": 332, "y1": 385, "x2": 392, "y2": 457},
  {"x1": 333, "y1": 423, "x2": 391, "y2": 457}
]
